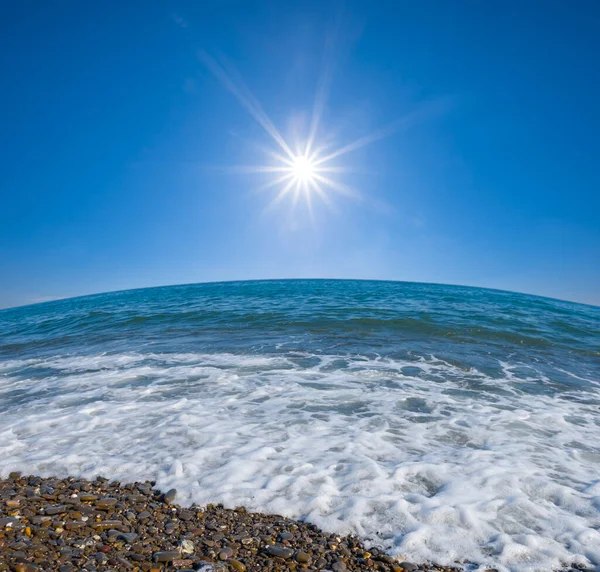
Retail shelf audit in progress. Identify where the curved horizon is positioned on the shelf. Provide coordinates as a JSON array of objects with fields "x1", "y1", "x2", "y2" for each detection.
[{"x1": 1, "y1": 277, "x2": 598, "y2": 313}]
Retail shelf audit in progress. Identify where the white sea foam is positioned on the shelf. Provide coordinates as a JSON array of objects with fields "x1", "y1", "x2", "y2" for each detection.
[{"x1": 1, "y1": 351, "x2": 599, "y2": 571}]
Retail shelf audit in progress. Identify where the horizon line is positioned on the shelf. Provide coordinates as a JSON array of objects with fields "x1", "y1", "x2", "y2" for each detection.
[{"x1": 1, "y1": 277, "x2": 598, "y2": 313}]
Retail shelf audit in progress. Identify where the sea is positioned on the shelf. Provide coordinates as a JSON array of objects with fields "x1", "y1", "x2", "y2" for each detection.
[{"x1": 0, "y1": 280, "x2": 599, "y2": 571}]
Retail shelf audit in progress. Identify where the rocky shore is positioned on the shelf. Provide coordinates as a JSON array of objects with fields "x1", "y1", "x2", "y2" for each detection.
[
  {"x1": 0, "y1": 473, "x2": 587, "y2": 572},
  {"x1": 0, "y1": 473, "x2": 464, "y2": 572}
]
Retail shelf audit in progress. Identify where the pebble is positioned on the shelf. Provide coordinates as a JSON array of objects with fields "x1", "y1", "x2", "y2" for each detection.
[
  {"x1": 179, "y1": 538, "x2": 195, "y2": 554},
  {"x1": 95, "y1": 497, "x2": 118, "y2": 509},
  {"x1": 118, "y1": 532, "x2": 138, "y2": 543},
  {"x1": 163, "y1": 488, "x2": 177, "y2": 504},
  {"x1": 266, "y1": 544, "x2": 294, "y2": 559},
  {"x1": 44, "y1": 505, "x2": 67, "y2": 515},
  {"x1": 295, "y1": 551, "x2": 312, "y2": 564},
  {"x1": 153, "y1": 550, "x2": 181, "y2": 562},
  {"x1": 219, "y1": 546, "x2": 234, "y2": 559}
]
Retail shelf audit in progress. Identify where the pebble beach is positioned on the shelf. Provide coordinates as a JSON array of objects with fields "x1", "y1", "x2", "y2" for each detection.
[{"x1": 0, "y1": 473, "x2": 468, "y2": 572}]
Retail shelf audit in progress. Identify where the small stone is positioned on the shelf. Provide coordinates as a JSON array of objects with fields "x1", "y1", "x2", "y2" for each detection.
[
  {"x1": 399, "y1": 563, "x2": 418, "y2": 572},
  {"x1": 95, "y1": 497, "x2": 118, "y2": 509},
  {"x1": 219, "y1": 547, "x2": 234, "y2": 560},
  {"x1": 265, "y1": 545, "x2": 293, "y2": 559},
  {"x1": 295, "y1": 551, "x2": 312, "y2": 564},
  {"x1": 0, "y1": 517, "x2": 17, "y2": 527},
  {"x1": 116, "y1": 557, "x2": 135, "y2": 568},
  {"x1": 163, "y1": 489, "x2": 177, "y2": 504},
  {"x1": 229, "y1": 560, "x2": 247, "y2": 572},
  {"x1": 332, "y1": 561, "x2": 347, "y2": 571},
  {"x1": 9, "y1": 471, "x2": 22, "y2": 480},
  {"x1": 137, "y1": 510, "x2": 151, "y2": 521},
  {"x1": 92, "y1": 520, "x2": 123, "y2": 530},
  {"x1": 44, "y1": 505, "x2": 67, "y2": 515},
  {"x1": 30, "y1": 516, "x2": 51, "y2": 525},
  {"x1": 153, "y1": 550, "x2": 181, "y2": 562},
  {"x1": 179, "y1": 539, "x2": 194, "y2": 554},
  {"x1": 119, "y1": 532, "x2": 138, "y2": 543},
  {"x1": 375, "y1": 554, "x2": 395, "y2": 565}
]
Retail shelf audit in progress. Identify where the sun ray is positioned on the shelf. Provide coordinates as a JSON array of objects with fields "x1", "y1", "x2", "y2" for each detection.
[
  {"x1": 292, "y1": 183, "x2": 302, "y2": 208},
  {"x1": 253, "y1": 173, "x2": 295, "y2": 194},
  {"x1": 313, "y1": 120, "x2": 404, "y2": 166},
  {"x1": 305, "y1": 11, "x2": 344, "y2": 157},
  {"x1": 264, "y1": 177, "x2": 297, "y2": 212},
  {"x1": 309, "y1": 180, "x2": 334, "y2": 208},
  {"x1": 313, "y1": 98, "x2": 450, "y2": 166},
  {"x1": 225, "y1": 165, "x2": 295, "y2": 174},
  {"x1": 200, "y1": 51, "x2": 296, "y2": 160},
  {"x1": 312, "y1": 173, "x2": 360, "y2": 199},
  {"x1": 305, "y1": 41, "x2": 335, "y2": 157},
  {"x1": 303, "y1": 179, "x2": 315, "y2": 222},
  {"x1": 226, "y1": 131, "x2": 296, "y2": 167}
]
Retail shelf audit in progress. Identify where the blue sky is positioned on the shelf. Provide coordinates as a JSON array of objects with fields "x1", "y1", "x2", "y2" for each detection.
[{"x1": 1, "y1": 0, "x2": 599, "y2": 308}]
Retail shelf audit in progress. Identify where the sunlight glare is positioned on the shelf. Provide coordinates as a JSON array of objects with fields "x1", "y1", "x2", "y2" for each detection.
[
  {"x1": 201, "y1": 51, "x2": 435, "y2": 216},
  {"x1": 292, "y1": 155, "x2": 316, "y2": 183}
]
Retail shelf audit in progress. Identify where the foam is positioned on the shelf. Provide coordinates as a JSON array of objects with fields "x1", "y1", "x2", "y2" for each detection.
[{"x1": 1, "y1": 351, "x2": 599, "y2": 571}]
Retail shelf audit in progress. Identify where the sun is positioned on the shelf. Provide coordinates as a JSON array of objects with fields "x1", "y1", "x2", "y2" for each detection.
[
  {"x1": 199, "y1": 51, "x2": 412, "y2": 215},
  {"x1": 291, "y1": 155, "x2": 316, "y2": 183},
  {"x1": 251, "y1": 142, "x2": 357, "y2": 213}
]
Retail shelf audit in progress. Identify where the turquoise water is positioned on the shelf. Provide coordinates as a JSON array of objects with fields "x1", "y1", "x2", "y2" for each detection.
[{"x1": 1, "y1": 280, "x2": 599, "y2": 571}]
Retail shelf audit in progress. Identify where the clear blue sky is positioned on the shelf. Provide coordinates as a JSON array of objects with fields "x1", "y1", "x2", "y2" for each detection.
[{"x1": 1, "y1": 0, "x2": 599, "y2": 308}]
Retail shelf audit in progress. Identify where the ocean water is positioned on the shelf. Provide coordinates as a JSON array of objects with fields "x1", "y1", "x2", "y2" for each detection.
[{"x1": 0, "y1": 280, "x2": 599, "y2": 571}]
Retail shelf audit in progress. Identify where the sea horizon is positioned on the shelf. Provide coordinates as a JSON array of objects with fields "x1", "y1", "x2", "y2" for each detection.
[{"x1": 2, "y1": 278, "x2": 598, "y2": 314}]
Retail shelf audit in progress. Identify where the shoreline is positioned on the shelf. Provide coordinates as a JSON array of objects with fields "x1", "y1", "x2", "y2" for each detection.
[
  {"x1": 0, "y1": 473, "x2": 591, "y2": 572},
  {"x1": 0, "y1": 473, "x2": 465, "y2": 572}
]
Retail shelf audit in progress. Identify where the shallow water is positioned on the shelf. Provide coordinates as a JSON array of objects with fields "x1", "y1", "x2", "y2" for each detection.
[{"x1": 1, "y1": 280, "x2": 599, "y2": 571}]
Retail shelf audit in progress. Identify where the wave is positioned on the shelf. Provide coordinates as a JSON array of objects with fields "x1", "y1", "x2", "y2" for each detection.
[{"x1": 1, "y1": 350, "x2": 600, "y2": 571}]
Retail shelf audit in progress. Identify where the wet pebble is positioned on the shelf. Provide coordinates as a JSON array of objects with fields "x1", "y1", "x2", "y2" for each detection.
[
  {"x1": 163, "y1": 489, "x2": 177, "y2": 504},
  {"x1": 153, "y1": 549, "x2": 181, "y2": 562},
  {"x1": 266, "y1": 544, "x2": 294, "y2": 559}
]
